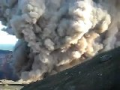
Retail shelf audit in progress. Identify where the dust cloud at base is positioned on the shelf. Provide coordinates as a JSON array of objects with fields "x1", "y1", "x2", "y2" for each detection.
[{"x1": 0, "y1": 0, "x2": 120, "y2": 83}]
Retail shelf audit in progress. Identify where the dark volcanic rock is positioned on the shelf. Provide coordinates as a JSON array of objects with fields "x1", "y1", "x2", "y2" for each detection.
[
  {"x1": 22, "y1": 47, "x2": 120, "y2": 90},
  {"x1": 0, "y1": 50, "x2": 18, "y2": 80}
]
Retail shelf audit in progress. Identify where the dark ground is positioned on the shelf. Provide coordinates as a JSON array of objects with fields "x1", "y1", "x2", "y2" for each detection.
[
  {"x1": 0, "y1": 50, "x2": 18, "y2": 80},
  {"x1": 0, "y1": 48, "x2": 120, "y2": 90},
  {"x1": 22, "y1": 47, "x2": 120, "y2": 90}
]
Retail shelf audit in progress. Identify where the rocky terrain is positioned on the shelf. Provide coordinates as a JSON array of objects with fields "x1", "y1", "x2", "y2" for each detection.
[
  {"x1": 0, "y1": 0, "x2": 120, "y2": 90},
  {"x1": 0, "y1": 50, "x2": 18, "y2": 80}
]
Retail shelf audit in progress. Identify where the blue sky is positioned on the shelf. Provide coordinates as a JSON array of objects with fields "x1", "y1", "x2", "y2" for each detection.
[{"x1": 0, "y1": 22, "x2": 18, "y2": 51}]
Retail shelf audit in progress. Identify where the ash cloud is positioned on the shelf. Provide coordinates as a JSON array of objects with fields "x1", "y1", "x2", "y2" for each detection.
[{"x1": 0, "y1": 0, "x2": 120, "y2": 83}]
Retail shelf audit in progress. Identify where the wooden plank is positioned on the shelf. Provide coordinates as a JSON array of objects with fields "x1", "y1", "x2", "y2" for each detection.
[
  {"x1": 0, "y1": 80, "x2": 25, "y2": 90},
  {"x1": 0, "y1": 84, "x2": 24, "y2": 90}
]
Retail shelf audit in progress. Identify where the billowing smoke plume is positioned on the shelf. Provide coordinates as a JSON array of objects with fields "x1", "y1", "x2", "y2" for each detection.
[{"x1": 0, "y1": 0, "x2": 120, "y2": 83}]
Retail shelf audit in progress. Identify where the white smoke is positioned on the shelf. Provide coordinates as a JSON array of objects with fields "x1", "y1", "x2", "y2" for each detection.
[{"x1": 0, "y1": 0, "x2": 120, "y2": 83}]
